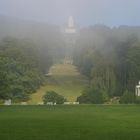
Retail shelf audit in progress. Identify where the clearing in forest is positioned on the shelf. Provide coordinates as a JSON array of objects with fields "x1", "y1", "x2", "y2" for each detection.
[{"x1": 28, "y1": 64, "x2": 88, "y2": 104}]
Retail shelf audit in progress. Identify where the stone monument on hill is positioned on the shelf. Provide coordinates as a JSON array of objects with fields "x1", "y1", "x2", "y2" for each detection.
[{"x1": 64, "y1": 16, "x2": 77, "y2": 64}]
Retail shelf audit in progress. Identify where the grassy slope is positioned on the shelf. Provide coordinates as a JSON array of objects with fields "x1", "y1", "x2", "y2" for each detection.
[
  {"x1": 0, "y1": 105, "x2": 140, "y2": 140},
  {"x1": 28, "y1": 64, "x2": 88, "y2": 104}
]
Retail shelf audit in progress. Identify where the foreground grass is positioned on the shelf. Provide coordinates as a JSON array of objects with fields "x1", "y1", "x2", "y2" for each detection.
[{"x1": 0, "y1": 105, "x2": 140, "y2": 140}]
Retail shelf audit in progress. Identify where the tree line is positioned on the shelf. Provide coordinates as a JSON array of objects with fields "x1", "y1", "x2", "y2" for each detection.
[
  {"x1": 0, "y1": 16, "x2": 66, "y2": 103},
  {"x1": 0, "y1": 37, "x2": 51, "y2": 101},
  {"x1": 1, "y1": 17, "x2": 140, "y2": 104},
  {"x1": 0, "y1": 35, "x2": 65, "y2": 102},
  {"x1": 74, "y1": 25, "x2": 140, "y2": 104}
]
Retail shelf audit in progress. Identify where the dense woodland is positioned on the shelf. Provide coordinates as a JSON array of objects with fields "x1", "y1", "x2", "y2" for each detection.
[
  {"x1": 0, "y1": 38, "x2": 51, "y2": 101},
  {"x1": 0, "y1": 16, "x2": 65, "y2": 101},
  {"x1": 0, "y1": 16, "x2": 140, "y2": 103},
  {"x1": 74, "y1": 25, "x2": 140, "y2": 103}
]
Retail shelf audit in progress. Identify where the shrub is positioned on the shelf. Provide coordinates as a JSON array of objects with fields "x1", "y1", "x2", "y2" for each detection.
[{"x1": 43, "y1": 91, "x2": 66, "y2": 104}]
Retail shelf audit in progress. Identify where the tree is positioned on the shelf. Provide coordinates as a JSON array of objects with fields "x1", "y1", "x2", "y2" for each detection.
[
  {"x1": 77, "y1": 88, "x2": 107, "y2": 104},
  {"x1": 0, "y1": 38, "x2": 50, "y2": 101},
  {"x1": 0, "y1": 71, "x2": 11, "y2": 99},
  {"x1": 43, "y1": 91, "x2": 66, "y2": 104},
  {"x1": 0, "y1": 58, "x2": 11, "y2": 99},
  {"x1": 120, "y1": 90, "x2": 135, "y2": 104}
]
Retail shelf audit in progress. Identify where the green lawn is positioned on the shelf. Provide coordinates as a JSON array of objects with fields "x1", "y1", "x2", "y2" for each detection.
[
  {"x1": 49, "y1": 64, "x2": 80, "y2": 76},
  {"x1": 28, "y1": 64, "x2": 88, "y2": 104},
  {"x1": 0, "y1": 105, "x2": 140, "y2": 140}
]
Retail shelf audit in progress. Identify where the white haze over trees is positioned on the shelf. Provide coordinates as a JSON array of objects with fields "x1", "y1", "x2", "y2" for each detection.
[{"x1": 0, "y1": 1, "x2": 140, "y2": 104}]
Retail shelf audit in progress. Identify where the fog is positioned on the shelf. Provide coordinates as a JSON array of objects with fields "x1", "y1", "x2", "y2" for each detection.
[
  {"x1": 0, "y1": 0, "x2": 140, "y2": 27},
  {"x1": 0, "y1": 0, "x2": 140, "y2": 106}
]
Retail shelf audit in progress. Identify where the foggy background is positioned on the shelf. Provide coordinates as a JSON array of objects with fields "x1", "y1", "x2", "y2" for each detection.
[{"x1": 0, "y1": 0, "x2": 140, "y2": 27}]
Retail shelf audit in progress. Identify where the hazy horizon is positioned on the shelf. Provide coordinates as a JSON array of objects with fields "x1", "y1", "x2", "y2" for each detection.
[{"x1": 0, "y1": 0, "x2": 140, "y2": 27}]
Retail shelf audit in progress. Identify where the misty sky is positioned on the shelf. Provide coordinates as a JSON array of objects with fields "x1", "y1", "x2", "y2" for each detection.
[{"x1": 0, "y1": 0, "x2": 140, "y2": 27}]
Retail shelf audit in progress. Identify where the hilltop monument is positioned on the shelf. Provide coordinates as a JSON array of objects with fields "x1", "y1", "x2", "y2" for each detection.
[
  {"x1": 64, "y1": 16, "x2": 77, "y2": 64},
  {"x1": 65, "y1": 16, "x2": 76, "y2": 34}
]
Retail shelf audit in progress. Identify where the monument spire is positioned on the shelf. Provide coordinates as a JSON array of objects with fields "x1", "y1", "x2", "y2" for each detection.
[
  {"x1": 68, "y1": 16, "x2": 74, "y2": 28},
  {"x1": 64, "y1": 16, "x2": 77, "y2": 64},
  {"x1": 65, "y1": 16, "x2": 76, "y2": 33}
]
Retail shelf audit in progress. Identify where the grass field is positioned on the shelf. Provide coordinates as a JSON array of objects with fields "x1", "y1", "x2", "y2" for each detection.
[
  {"x1": 28, "y1": 64, "x2": 88, "y2": 104},
  {"x1": 0, "y1": 105, "x2": 140, "y2": 140}
]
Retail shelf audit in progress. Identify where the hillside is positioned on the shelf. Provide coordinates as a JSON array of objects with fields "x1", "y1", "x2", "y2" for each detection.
[{"x1": 28, "y1": 64, "x2": 89, "y2": 104}]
